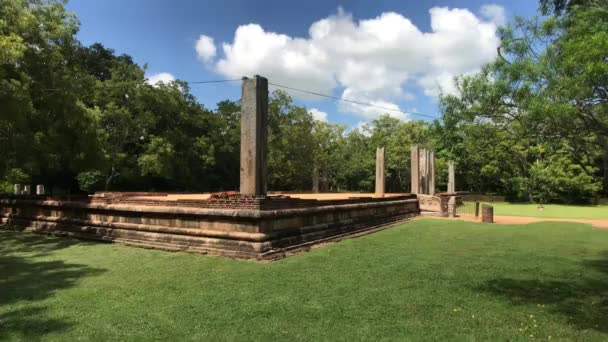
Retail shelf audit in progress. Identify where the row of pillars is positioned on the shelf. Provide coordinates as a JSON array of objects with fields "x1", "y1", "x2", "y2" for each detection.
[
  {"x1": 14, "y1": 184, "x2": 45, "y2": 195},
  {"x1": 239, "y1": 75, "x2": 457, "y2": 196}
]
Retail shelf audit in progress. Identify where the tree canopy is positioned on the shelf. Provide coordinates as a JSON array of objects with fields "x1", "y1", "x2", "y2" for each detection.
[{"x1": 1, "y1": 0, "x2": 606, "y2": 203}]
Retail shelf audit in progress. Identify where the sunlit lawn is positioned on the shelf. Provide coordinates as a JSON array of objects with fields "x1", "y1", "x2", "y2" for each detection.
[
  {"x1": 2, "y1": 219, "x2": 608, "y2": 340},
  {"x1": 462, "y1": 201, "x2": 608, "y2": 220}
]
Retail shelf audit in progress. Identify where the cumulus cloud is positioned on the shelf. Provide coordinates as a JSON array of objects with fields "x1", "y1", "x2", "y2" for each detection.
[
  {"x1": 146, "y1": 72, "x2": 175, "y2": 86},
  {"x1": 195, "y1": 35, "x2": 217, "y2": 62},
  {"x1": 480, "y1": 4, "x2": 506, "y2": 26},
  {"x1": 309, "y1": 108, "x2": 328, "y2": 122},
  {"x1": 200, "y1": 5, "x2": 503, "y2": 120}
]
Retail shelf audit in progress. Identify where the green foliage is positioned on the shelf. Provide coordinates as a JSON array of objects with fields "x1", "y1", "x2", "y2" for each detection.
[{"x1": 76, "y1": 170, "x2": 104, "y2": 193}]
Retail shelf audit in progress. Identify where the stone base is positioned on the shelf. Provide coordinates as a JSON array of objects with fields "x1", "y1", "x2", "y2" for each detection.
[{"x1": 0, "y1": 193, "x2": 419, "y2": 260}]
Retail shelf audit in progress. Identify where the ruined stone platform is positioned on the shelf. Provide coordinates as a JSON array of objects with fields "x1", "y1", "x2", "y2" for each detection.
[{"x1": 0, "y1": 192, "x2": 419, "y2": 260}]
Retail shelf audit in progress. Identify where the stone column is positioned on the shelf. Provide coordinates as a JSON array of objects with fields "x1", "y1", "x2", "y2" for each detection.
[
  {"x1": 410, "y1": 145, "x2": 419, "y2": 194},
  {"x1": 312, "y1": 166, "x2": 319, "y2": 193},
  {"x1": 448, "y1": 196, "x2": 456, "y2": 218},
  {"x1": 36, "y1": 184, "x2": 45, "y2": 195},
  {"x1": 429, "y1": 150, "x2": 435, "y2": 195},
  {"x1": 22, "y1": 185, "x2": 31, "y2": 195},
  {"x1": 448, "y1": 160, "x2": 455, "y2": 194},
  {"x1": 14, "y1": 184, "x2": 22, "y2": 195},
  {"x1": 375, "y1": 146, "x2": 385, "y2": 196},
  {"x1": 240, "y1": 75, "x2": 268, "y2": 196}
]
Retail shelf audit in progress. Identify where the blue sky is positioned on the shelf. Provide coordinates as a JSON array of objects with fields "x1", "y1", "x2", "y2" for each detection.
[{"x1": 67, "y1": 0, "x2": 539, "y2": 128}]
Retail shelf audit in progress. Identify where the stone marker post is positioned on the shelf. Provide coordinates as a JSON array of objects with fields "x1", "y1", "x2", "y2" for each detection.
[
  {"x1": 14, "y1": 184, "x2": 22, "y2": 195},
  {"x1": 448, "y1": 160, "x2": 455, "y2": 194},
  {"x1": 375, "y1": 146, "x2": 385, "y2": 197},
  {"x1": 410, "y1": 145, "x2": 420, "y2": 194},
  {"x1": 22, "y1": 185, "x2": 31, "y2": 195},
  {"x1": 475, "y1": 202, "x2": 480, "y2": 218},
  {"x1": 482, "y1": 204, "x2": 494, "y2": 223},
  {"x1": 36, "y1": 184, "x2": 45, "y2": 195},
  {"x1": 240, "y1": 75, "x2": 268, "y2": 196}
]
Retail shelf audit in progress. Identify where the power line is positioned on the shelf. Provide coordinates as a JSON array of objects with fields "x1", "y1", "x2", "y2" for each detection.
[
  {"x1": 187, "y1": 79, "x2": 242, "y2": 84},
  {"x1": 267, "y1": 82, "x2": 438, "y2": 120}
]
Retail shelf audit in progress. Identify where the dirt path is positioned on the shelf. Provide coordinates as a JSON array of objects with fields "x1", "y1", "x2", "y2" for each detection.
[{"x1": 425, "y1": 214, "x2": 608, "y2": 229}]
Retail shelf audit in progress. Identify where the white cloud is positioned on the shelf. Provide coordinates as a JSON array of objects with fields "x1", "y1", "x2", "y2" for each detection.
[
  {"x1": 201, "y1": 5, "x2": 503, "y2": 119},
  {"x1": 195, "y1": 35, "x2": 217, "y2": 62},
  {"x1": 146, "y1": 72, "x2": 175, "y2": 86},
  {"x1": 480, "y1": 4, "x2": 506, "y2": 26},
  {"x1": 309, "y1": 108, "x2": 328, "y2": 122}
]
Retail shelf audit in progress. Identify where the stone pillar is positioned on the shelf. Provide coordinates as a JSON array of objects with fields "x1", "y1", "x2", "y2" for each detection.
[
  {"x1": 240, "y1": 75, "x2": 268, "y2": 196},
  {"x1": 14, "y1": 184, "x2": 22, "y2": 195},
  {"x1": 429, "y1": 150, "x2": 435, "y2": 195},
  {"x1": 410, "y1": 145, "x2": 419, "y2": 194},
  {"x1": 312, "y1": 166, "x2": 319, "y2": 193},
  {"x1": 448, "y1": 160, "x2": 455, "y2": 194},
  {"x1": 36, "y1": 184, "x2": 45, "y2": 195},
  {"x1": 475, "y1": 202, "x2": 480, "y2": 218},
  {"x1": 22, "y1": 185, "x2": 31, "y2": 195},
  {"x1": 375, "y1": 146, "x2": 385, "y2": 196},
  {"x1": 448, "y1": 196, "x2": 456, "y2": 218},
  {"x1": 482, "y1": 204, "x2": 494, "y2": 223}
]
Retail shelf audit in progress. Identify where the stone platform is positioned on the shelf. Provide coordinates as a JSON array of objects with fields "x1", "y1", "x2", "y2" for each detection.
[{"x1": 0, "y1": 192, "x2": 419, "y2": 260}]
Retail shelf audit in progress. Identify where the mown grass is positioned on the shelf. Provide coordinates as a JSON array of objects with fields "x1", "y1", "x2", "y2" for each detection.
[
  {"x1": 2, "y1": 219, "x2": 608, "y2": 340},
  {"x1": 461, "y1": 201, "x2": 608, "y2": 220}
]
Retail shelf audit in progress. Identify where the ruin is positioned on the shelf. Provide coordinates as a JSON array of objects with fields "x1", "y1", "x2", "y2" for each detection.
[
  {"x1": 0, "y1": 75, "x2": 420, "y2": 260},
  {"x1": 410, "y1": 145, "x2": 435, "y2": 195}
]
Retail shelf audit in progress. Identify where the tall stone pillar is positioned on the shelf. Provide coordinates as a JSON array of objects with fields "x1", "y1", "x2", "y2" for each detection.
[
  {"x1": 375, "y1": 146, "x2": 385, "y2": 196},
  {"x1": 410, "y1": 145, "x2": 419, "y2": 194},
  {"x1": 240, "y1": 75, "x2": 268, "y2": 196},
  {"x1": 448, "y1": 160, "x2": 455, "y2": 194},
  {"x1": 429, "y1": 150, "x2": 435, "y2": 195},
  {"x1": 419, "y1": 149, "x2": 428, "y2": 194},
  {"x1": 14, "y1": 184, "x2": 22, "y2": 195},
  {"x1": 312, "y1": 166, "x2": 319, "y2": 193}
]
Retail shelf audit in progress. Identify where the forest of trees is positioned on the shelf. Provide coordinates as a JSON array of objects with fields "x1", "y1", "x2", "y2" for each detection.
[{"x1": 1, "y1": 0, "x2": 606, "y2": 203}]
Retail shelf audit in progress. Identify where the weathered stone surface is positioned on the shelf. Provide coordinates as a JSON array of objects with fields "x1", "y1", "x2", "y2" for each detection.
[
  {"x1": 429, "y1": 150, "x2": 435, "y2": 195},
  {"x1": 36, "y1": 184, "x2": 45, "y2": 195},
  {"x1": 240, "y1": 75, "x2": 268, "y2": 196},
  {"x1": 375, "y1": 146, "x2": 385, "y2": 196},
  {"x1": 410, "y1": 145, "x2": 419, "y2": 194},
  {"x1": 0, "y1": 194, "x2": 419, "y2": 260},
  {"x1": 447, "y1": 160, "x2": 455, "y2": 194},
  {"x1": 14, "y1": 184, "x2": 22, "y2": 195},
  {"x1": 448, "y1": 196, "x2": 456, "y2": 218},
  {"x1": 482, "y1": 204, "x2": 494, "y2": 223},
  {"x1": 22, "y1": 185, "x2": 31, "y2": 195}
]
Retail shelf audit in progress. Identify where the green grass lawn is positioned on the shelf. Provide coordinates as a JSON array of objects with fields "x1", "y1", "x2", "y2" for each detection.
[
  {"x1": 2, "y1": 220, "x2": 608, "y2": 340},
  {"x1": 461, "y1": 201, "x2": 608, "y2": 220}
]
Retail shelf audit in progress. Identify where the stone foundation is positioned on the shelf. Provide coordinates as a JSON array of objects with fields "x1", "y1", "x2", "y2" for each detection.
[{"x1": 0, "y1": 193, "x2": 419, "y2": 260}]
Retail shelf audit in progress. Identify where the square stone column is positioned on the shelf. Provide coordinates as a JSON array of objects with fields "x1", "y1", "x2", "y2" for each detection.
[
  {"x1": 429, "y1": 150, "x2": 435, "y2": 195},
  {"x1": 448, "y1": 160, "x2": 455, "y2": 194},
  {"x1": 240, "y1": 75, "x2": 268, "y2": 196},
  {"x1": 410, "y1": 145, "x2": 419, "y2": 194},
  {"x1": 375, "y1": 146, "x2": 385, "y2": 196}
]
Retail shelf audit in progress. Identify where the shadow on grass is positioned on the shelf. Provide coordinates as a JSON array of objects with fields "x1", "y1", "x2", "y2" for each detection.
[
  {"x1": 477, "y1": 252, "x2": 608, "y2": 333},
  {"x1": 0, "y1": 231, "x2": 106, "y2": 339}
]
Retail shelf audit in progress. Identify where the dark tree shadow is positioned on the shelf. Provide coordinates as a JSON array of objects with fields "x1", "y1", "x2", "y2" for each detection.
[
  {"x1": 477, "y1": 252, "x2": 608, "y2": 332},
  {"x1": 0, "y1": 231, "x2": 106, "y2": 339}
]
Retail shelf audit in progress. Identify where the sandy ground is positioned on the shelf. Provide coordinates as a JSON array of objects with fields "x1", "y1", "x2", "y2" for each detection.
[
  {"x1": 129, "y1": 193, "x2": 410, "y2": 201},
  {"x1": 426, "y1": 213, "x2": 608, "y2": 229}
]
